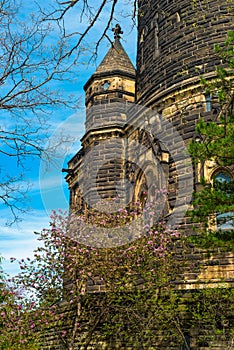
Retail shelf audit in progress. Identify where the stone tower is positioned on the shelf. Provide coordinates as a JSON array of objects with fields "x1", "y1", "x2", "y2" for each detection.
[
  {"x1": 135, "y1": 0, "x2": 234, "y2": 224},
  {"x1": 57, "y1": 5, "x2": 234, "y2": 350},
  {"x1": 66, "y1": 1, "x2": 234, "y2": 228},
  {"x1": 66, "y1": 25, "x2": 135, "y2": 211}
]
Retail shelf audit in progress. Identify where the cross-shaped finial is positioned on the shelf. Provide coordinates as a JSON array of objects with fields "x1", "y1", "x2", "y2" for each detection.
[{"x1": 112, "y1": 24, "x2": 123, "y2": 40}]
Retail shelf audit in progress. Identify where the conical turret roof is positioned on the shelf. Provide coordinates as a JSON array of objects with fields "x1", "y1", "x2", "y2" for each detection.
[
  {"x1": 84, "y1": 25, "x2": 135, "y2": 92},
  {"x1": 94, "y1": 38, "x2": 135, "y2": 77}
]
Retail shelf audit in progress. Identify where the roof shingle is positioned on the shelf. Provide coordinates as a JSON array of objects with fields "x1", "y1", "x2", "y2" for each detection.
[{"x1": 95, "y1": 38, "x2": 135, "y2": 76}]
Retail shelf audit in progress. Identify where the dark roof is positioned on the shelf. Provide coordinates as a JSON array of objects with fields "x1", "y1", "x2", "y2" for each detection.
[
  {"x1": 95, "y1": 38, "x2": 135, "y2": 76},
  {"x1": 84, "y1": 38, "x2": 136, "y2": 91}
]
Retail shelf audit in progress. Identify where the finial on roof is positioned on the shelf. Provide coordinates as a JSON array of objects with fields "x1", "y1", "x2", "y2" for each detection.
[{"x1": 112, "y1": 24, "x2": 123, "y2": 40}]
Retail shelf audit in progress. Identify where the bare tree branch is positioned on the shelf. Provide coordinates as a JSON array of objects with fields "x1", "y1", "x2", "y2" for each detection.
[
  {"x1": 40, "y1": 0, "x2": 137, "y2": 60},
  {"x1": 0, "y1": 0, "x2": 136, "y2": 223},
  {"x1": 0, "y1": 0, "x2": 80, "y2": 223},
  {"x1": 0, "y1": 174, "x2": 29, "y2": 225}
]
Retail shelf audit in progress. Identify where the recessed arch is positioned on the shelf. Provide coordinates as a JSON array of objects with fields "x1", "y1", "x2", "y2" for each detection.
[
  {"x1": 211, "y1": 167, "x2": 233, "y2": 182},
  {"x1": 133, "y1": 160, "x2": 165, "y2": 208}
]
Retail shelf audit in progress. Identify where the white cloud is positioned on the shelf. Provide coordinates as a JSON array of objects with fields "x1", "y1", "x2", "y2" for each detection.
[
  {"x1": 30, "y1": 174, "x2": 65, "y2": 193},
  {"x1": 0, "y1": 210, "x2": 50, "y2": 276}
]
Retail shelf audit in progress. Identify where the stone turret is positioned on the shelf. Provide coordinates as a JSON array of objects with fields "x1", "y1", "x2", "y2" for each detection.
[
  {"x1": 84, "y1": 24, "x2": 135, "y2": 110},
  {"x1": 136, "y1": 0, "x2": 234, "y2": 222},
  {"x1": 66, "y1": 25, "x2": 136, "y2": 210}
]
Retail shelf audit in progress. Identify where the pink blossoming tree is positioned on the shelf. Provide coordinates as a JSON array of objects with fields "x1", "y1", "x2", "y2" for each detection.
[{"x1": 1, "y1": 202, "x2": 233, "y2": 349}]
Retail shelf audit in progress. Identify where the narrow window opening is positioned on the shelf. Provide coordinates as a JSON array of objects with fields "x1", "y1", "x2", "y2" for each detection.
[
  {"x1": 139, "y1": 28, "x2": 145, "y2": 44},
  {"x1": 176, "y1": 11, "x2": 181, "y2": 22},
  {"x1": 153, "y1": 15, "x2": 160, "y2": 58},
  {"x1": 205, "y1": 93, "x2": 211, "y2": 112},
  {"x1": 155, "y1": 29, "x2": 159, "y2": 54},
  {"x1": 139, "y1": 28, "x2": 145, "y2": 67},
  {"x1": 141, "y1": 46, "x2": 144, "y2": 67}
]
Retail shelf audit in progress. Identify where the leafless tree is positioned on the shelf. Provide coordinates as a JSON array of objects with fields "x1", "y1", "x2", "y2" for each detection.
[
  {"x1": 0, "y1": 0, "x2": 80, "y2": 223},
  {"x1": 40, "y1": 0, "x2": 137, "y2": 59},
  {"x1": 0, "y1": 0, "x2": 137, "y2": 223}
]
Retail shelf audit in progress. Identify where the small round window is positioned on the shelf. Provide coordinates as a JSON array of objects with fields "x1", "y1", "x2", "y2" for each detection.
[{"x1": 101, "y1": 81, "x2": 111, "y2": 91}]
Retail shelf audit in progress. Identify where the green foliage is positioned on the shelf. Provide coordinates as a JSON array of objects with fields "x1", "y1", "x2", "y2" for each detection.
[
  {"x1": 0, "y1": 208, "x2": 189, "y2": 349},
  {"x1": 189, "y1": 31, "x2": 234, "y2": 165},
  {"x1": 189, "y1": 31, "x2": 234, "y2": 236},
  {"x1": 1, "y1": 207, "x2": 234, "y2": 348},
  {"x1": 214, "y1": 31, "x2": 234, "y2": 68},
  {"x1": 188, "y1": 288, "x2": 234, "y2": 341},
  {"x1": 188, "y1": 230, "x2": 234, "y2": 251},
  {"x1": 100, "y1": 287, "x2": 234, "y2": 348},
  {"x1": 189, "y1": 177, "x2": 234, "y2": 225},
  {"x1": 189, "y1": 117, "x2": 234, "y2": 166}
]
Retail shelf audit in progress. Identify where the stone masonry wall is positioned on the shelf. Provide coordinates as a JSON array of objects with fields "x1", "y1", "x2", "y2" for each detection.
[{"x1": 136, "y1": 0, "x2": 234, "y2": 107}]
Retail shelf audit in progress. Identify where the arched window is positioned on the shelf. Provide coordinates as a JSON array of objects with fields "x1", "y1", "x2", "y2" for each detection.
[
  {"x1": 213, "y1": 172, "x2": 233, "y2": 230},
  {"x1": 214, "y1": 172, "x2": 231, "y2": 186},
  {"x1": 135, "y1": 172, "x2": 148, "y2": 209}
]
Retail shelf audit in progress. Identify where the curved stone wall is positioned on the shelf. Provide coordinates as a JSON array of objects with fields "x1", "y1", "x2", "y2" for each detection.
[{"x1": 136, "y1": 0, "x2": 234, "y2": 106}]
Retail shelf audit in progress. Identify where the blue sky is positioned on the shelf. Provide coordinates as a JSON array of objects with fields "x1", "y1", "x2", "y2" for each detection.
[{"x1": 0, "y1": 0, "x2": 137, "y2": 276}]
